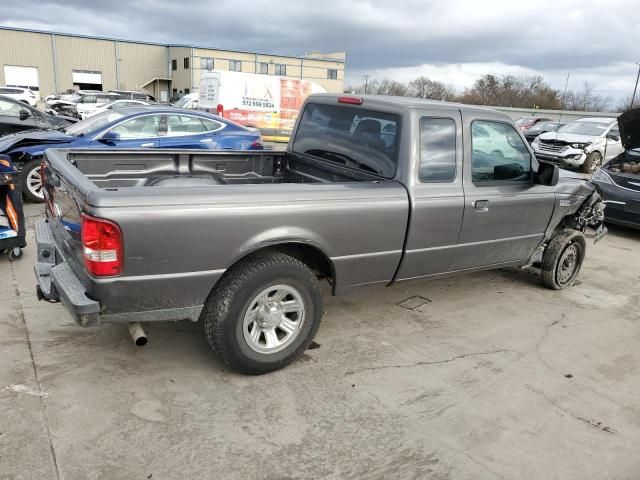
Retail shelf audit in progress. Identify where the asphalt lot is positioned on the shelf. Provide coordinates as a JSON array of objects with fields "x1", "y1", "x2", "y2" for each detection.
[{"x1": 2, "y1": 203, "x2": 640, "y2": 480}]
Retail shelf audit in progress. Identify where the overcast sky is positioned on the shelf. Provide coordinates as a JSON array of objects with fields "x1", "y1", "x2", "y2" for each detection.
[{"x1": 2, "y1": 0, "x2": 639, "y2": 103}]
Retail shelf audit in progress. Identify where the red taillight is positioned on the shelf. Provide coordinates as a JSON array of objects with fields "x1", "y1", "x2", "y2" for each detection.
[
  {"x1": 250, "y1": 139, "x2": 263, "y2": 149},
  {"x1": 81, "y1": 214, "x2": 123, "y2": 276},
  {"x1": 217, "y1": 103, "x2": 224, "y2": 116},
  {"x1": 338, "y1": 96, "x2": 363, "y2": 105}
]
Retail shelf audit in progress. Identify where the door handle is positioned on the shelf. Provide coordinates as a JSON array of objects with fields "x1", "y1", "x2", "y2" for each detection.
[
  {"x1": 140, "y1": 142, "x2": 155, "y2": 147},
  {"x1": 473, "y1": 200, "x2": 490, "y2": 212}
]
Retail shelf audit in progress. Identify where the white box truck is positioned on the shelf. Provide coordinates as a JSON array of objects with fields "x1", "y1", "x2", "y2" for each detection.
[{"x1": 198, "y1": 70, "x2": 326, "y2": 142}]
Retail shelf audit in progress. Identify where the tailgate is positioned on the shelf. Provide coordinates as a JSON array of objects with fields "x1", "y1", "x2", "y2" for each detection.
[{"x1": 42, "y1": 149, "x2": 94, "y2": 282}]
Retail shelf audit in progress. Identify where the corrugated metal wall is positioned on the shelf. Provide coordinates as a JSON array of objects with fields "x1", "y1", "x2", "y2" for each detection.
[
  {"x1": 0, "y1": 29, "x2": 55, "y2": 94},
  {"x1": 0, "y1": 27, "x2": 346, "y2": 98}
]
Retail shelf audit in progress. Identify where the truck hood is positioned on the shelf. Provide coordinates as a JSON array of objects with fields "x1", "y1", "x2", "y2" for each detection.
[
  {"x1": 538, "y1": 131, "x2": 597, "y2": 143},
  {"x1": 0, "y1": 130, "x2": 76, "y2": 153},
  {"x1": 617, "y1": 108, "x2": 640, "y2": 150}
]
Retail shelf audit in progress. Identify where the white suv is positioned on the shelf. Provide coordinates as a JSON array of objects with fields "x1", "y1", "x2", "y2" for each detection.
[{"x1": 0, "y1": 86, "x2": 37, "y2": 107}]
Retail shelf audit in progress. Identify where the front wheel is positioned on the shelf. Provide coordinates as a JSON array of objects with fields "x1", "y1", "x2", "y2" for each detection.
[
  {"x1": 21, "y1": 158, "x2": 44, "y2": 203},
  {"x1": 201, "y1": 252, "x2": 323, "y2": 374},
  {"x1": 541, "y1": 230, "x2": 586, "y2": 290},
  {"x1": 582, "y1": 151, "x2": 602, "y2": 174}
]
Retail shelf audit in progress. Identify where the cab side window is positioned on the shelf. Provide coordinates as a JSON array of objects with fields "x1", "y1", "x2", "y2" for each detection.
[
  {"x1": 471, "y1": 120, "x2": 531, "y2": 182},
  {"x1": 419, "y1": 117, "x2": 456, "y2": 182}
]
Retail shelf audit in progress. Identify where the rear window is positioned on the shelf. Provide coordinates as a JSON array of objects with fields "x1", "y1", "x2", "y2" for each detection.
[{"x1": 292, "y1": 103, "x2": 400, "y2": 178}]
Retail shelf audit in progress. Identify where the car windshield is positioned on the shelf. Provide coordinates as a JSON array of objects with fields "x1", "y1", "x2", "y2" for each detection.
[
  {"x1": 64, "y1": 110, "x2": 126, "y2": 136},
  {"x1": 516, "y1": 117, "x2": 535, "y2": 125},
  {"x1": 292, "y1": 102, "x2": 400, "y2": 178},
  {"x1": 173, "y1": 96, "x2": 192, "y2": 108},
  {"x1": 558, "y1": 120, "x2": 611, "y2": 136},
  {"x1": 64, "y1": 93, "x2": 81, "y2": 102},
  {"x1": 535, "y1": 122, "x2": 558, "y2": 130}
]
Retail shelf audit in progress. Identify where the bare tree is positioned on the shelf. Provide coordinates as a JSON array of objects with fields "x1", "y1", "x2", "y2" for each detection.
[
  {"x1": 615, "y1": 93, "x2": 640, "y2": 112},
  {"x1": 407, "y1": 76, "x2": 455, "y2": 101},
  {"x1": 563, "y1": 82, "x2": 611, "y2": 112}
]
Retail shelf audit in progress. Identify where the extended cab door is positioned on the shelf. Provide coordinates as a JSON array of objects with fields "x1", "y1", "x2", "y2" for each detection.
[
  {"x1": 395, "y1": 107, "x2": 465, "y2": 280},
  {"x1": 456, "y1": 113, "x2": 556, "y2": 268}
]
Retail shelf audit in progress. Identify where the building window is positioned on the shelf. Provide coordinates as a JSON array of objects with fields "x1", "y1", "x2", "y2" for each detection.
[
  {"x1": 184, "y1": 88, "x2": 190, "y2": 94},
  {"x1": 275, "y1": 64, "x2": 286, "y2": 76},
  {"x1": 229, "y1": 60, "x2": 242, "y2": 72},
  {"x1": 258, "y1": 62, "x2": 269, "y2": 75},
  {"x1": 171, "y1": 59, "x2": 177, "y2": 71},
  {"x1": 327, "y1": 69, "x2": 338, "y2": 80},
  {"x1": 201, "y1": 57, "x2": 214, "y2": 71},
  {"x1": 184, "y1": 57, "x2": 190, "y2": 69}
]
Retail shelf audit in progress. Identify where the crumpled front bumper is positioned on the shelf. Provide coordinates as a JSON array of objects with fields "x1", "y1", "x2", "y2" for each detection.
[
  {"x1": 532, "y1": 144, "x2": 588, "y2": 167},
  {"x1": 34, "y1": 219, "x2": 101, "y2": 327}
]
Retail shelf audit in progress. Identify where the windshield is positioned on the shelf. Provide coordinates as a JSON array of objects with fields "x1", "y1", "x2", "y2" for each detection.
[
  {"x1": 516, "y1": 117, "x2": 535, "y2": 125},
  {"x1": 292, "y1": 103, "x2": 400, "y2": 178},
  {"x1": 63, "y1": 93, "x2": 81, "y2": 103},
  {"x1": 173, "y1": 96, "x2": 192, "y2": 108},
  {"x1": 64, "y1": 110, "x2": 126, "y2": 136},
  {"x1": 558, "y1": 120, "x2": 611, "y2": 136}
]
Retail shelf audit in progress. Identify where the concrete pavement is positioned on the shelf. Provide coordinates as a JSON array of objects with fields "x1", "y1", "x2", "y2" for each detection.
[{"x1": 1, "y1": 204, "x2": 640, "y2": 479}]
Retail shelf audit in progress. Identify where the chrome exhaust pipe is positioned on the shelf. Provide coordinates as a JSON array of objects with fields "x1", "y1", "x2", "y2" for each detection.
[{"x1": 128, "y1": 323, "x2": 147, "y2": 347}]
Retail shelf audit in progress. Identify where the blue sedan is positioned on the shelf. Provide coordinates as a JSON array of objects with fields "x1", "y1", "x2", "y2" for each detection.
[{"x1": 0, "y1": 106, "x2": 263, "y2": 201}]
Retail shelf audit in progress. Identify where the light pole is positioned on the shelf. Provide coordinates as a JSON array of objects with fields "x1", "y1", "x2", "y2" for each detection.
[
  {"x1": 631, "y1": 63, "x2": 640, "y2": 109},
  {"x1": 363, "y1": 75, "x2": 369, "y2": 94}
]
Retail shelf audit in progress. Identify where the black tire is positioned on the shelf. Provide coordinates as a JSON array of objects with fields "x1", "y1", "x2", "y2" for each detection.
[
  {"x1": 21, "y1": 158, "x2": 44, "y2": 203},
  {"x1": 201, "y1": 252, "x2": 323, "y2": 375},
  {"x1": 541, "y1": 230, "x2": 586, "y2": 290},
  {"x1": 582, "y1": 151, "x2": 602, "y2": 174}
]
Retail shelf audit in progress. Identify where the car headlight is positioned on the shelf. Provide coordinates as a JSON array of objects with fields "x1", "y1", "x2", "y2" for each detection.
[
  {"x1": 570, "y1": 142, "x2": 589, "y2": 149},
  {"x1": 592, "y1": 168, "x2": 612, "y2": 184},
  {"x1": 532, "y1": 137, "x2": 540, "y2": 145}
]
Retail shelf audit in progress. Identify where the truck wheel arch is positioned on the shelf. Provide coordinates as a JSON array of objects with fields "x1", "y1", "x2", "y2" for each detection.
[{"x1": 225, "y1": 242, "x2": 336, "y2": 293}]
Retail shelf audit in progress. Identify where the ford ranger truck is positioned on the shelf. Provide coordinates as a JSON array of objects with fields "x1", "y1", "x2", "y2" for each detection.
[{"x1": 35, "y1": 94, "x2": 605, "y2": 374}]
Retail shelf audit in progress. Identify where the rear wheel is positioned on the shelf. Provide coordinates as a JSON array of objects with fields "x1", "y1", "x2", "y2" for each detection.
[
  {"x1": 21, "y1": 158, "x2": 44, "y2": 203},
  {"x1": 201, "y1": 252, "x2": 323, "y2": 374},
  {"x1": 582, "y1": 151, "x2": 602, "y2": 174},
  {"x1": 541, "y1": 230, "x2": 586, "y2": 289}
]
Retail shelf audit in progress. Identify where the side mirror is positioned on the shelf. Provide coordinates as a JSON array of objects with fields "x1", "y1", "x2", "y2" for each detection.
[
  {"x1": 19, "y1": 110, "x2": 30, "y2": 121},
  {"x1": 533, "y1": 161, "x2": 559, "y2": 186},
  {"x1": 98, "y1": 130, "x2": 121, "y2": 144}
]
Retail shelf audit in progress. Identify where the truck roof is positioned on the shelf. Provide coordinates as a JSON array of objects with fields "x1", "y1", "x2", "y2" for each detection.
[{"x1": 307, "y1": 93, "x2": 514, "y2": 120}]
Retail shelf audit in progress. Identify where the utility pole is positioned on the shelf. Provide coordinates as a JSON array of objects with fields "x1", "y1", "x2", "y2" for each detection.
[
  {"x1": 630, "y1": 63, "x2": 640, "y2": 109},
  {"x1": 558, "y1": 72, "x2": 570, "y2": 123},
  {"x1": 363, "y1": 75, "x2": 369, "y2": 95}
]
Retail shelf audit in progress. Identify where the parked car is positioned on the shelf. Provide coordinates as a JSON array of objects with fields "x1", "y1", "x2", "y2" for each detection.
[
  {"x1": 523, "y1": 121, "x2": 564, "y2": 144},
  {"x1": 591, "y1": 108, "x2": 640, "y2": 229},
  {"x1": 172, "y1": 93, "x2": 198, "y2": 109},
  {"x1": 46, "y1": 91, "x2": 120, "y2": 119},
  {"x1": 0, "y1": 86, "x2": 37, "y2": 107},
  {"x1": 515, "y1": 116, "x2": 552, "y2": 130},
  {"x1": 83, "y1": 99, "x2": 155, "y2": 119},
  {"x1": 110, "y1": 90, "x2": 156, "y2": 101},
  {"x1": 532, "y1": 117, "x2": 624, "y2": 173},
  {"x1": 75, "y1": 93, "x2": 123, "y2": 119},
  {"x1": 0, "y1": 107, "x2": 263, "y2": 201},
  {"x1": 0, "y1": 95, "x2": 75, "y2": 137},
  {"x1": 34, "y1": 94, "x2": 605, "y2": 375}
]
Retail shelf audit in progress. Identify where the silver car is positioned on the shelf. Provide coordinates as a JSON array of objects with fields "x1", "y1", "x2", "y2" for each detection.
[{"x1": 532, "y1": 117, "x2": 624, "y2": 173}]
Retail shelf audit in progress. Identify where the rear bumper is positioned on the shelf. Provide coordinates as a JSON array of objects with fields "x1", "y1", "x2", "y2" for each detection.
[{"x1": 34, "y1": 219, "x2": 101, "y2": 326}]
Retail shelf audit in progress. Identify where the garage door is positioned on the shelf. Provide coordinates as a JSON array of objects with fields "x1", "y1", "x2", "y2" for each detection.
[
  {"x1": 4, "y1": 65, "x2": 40, "y2": 100},
  {"x1": 72, "y1": 70, "x2": 102, "y2": 90}
]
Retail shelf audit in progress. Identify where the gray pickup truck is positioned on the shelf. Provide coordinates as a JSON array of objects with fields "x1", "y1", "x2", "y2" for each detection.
[{"x1": 35, "y1": 94, "x2": 605, "y2": 374}]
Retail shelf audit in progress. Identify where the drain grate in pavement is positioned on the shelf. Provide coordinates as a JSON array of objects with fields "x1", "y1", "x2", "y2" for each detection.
[{"x1": 397, "y1": 295, "x2": 432, "y2": 311}]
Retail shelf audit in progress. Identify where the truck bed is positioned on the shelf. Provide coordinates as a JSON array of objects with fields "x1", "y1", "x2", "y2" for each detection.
[{"x1": 41, "y1": 148, "x2": 409, "y2": 322}]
